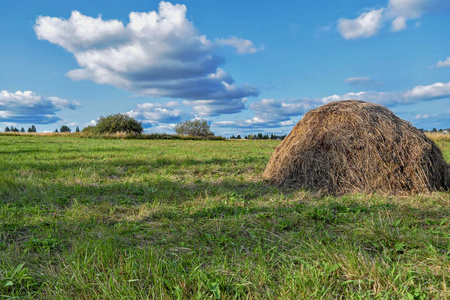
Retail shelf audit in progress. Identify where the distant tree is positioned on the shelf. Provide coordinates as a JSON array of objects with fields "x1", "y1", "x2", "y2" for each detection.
[
  {"x1": 236, "y1": 135, "x2": 241, "y2": 139},
  {"x1": 174, "y1": 119, "x2": 214, "y2": 137},
  {"x1": 82, "y1": 126, "x2": 96, "y2": 134},
  {"x1": 28, "y1": 125, "x2": 37, "y2": 133},
  {"x1": 96, "y1": 114, "x2": 143, "y2": 134},
  {"x1": 5, "y1": 126, "x2": 10, "y2": 132},
  {"x1": 230, "y1": 134, "x2": 236, "y2": 139},
  {"x1": 60, "y1": 125, "x2": 71, "y2": 133},
  {"x1": 20, "y1": 127, "x2": 25, "y2": 132},
  {"x1": 75, "y1": 126, "x2": 80, "y2": 132},
  {"x1": 432, "y1": 128, "x2": 437, "y2": 132},
  {"x1": 54, "y1": 129, "x2": 58, "y2": 133}
]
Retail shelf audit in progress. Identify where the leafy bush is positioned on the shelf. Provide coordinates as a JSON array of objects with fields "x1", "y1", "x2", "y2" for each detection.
[
  {"x1": 174, "y1": 119, "x2": 214, "y2": 137},
  {"x1": 81, "y1": 126, "x2": 96, "y2": 133},
  {"x1": 95, "y1": 114, "x2": 143, "y2": 134}
]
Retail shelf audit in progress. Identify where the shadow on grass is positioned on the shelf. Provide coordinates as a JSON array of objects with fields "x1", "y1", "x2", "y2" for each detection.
[
  {"x1": 2, "y1": 156, "x2": 264, "y2": 172},
  {"x1": 0, "y1": 177, "x2": 285, "y2": 208}
]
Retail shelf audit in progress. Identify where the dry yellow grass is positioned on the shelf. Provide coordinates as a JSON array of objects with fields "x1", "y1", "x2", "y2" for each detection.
[{"x1": 426, "y1": 132, "x2": 450, "y2": 142}]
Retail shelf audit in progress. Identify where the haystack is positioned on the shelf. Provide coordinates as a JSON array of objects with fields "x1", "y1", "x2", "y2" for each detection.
[{"x1": 263, "y1": 100, "x2": 449, "y2": 194}]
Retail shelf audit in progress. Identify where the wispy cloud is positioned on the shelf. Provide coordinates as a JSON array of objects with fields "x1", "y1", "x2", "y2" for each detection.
[
  {"x1": 216, "y1": 36, "x2": 264, "y2": 54},
  {"x1": 345, "y1": 77, "x2": 381, "y2": 88}
]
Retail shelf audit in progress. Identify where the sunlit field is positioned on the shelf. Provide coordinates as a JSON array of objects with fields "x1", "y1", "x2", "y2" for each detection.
[{"x1": 1, "y1": 134, "x2": 449, "y2": 299}]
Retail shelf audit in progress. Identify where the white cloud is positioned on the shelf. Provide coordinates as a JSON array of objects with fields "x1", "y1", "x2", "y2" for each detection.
[
  {"x1": 183, "y1": 98, "x2": 247, "y2": 116},
  {"x1": 126, "y1": 102, "x2": 184, "y2": 126},
  {"x1": 318, "y1": 82, "x2": 450, "y2": 106},
  {"x1": 319, "y1": 91, "x2": 404, "y2": 106},
  {"x1": 391, "y1": 16, "x2": 407, "y2": 31},
  {"x1": 35, "y1": 1, "x2": 258, "y2": 115},
  {"x1": 149, "y1": 123, "x2": 176, "y2": 133},
  {"x1": 249, "y1": 98, "x2": 316, "y2": 121},
  {"x1": 216, "y1": 81, "x2": 450, "y2": 131},
  {"x1": 216, "y1": 36, "x2": 263, "y2": 54},
  {"x1": 337, "y1": 8, "x2": 384, "y2": 40},
  {"x1": 213, "y1": 118, "x2": 294, "y2": 129},
  {"x1": 338, "y1": 0, "x2": 448, "y2": 39},
  {"x1": 0, "y1": 90, "x2": 79, "y2": 124},
  {"x1": 415, "y1": 113, "x2": 431, "y2": 119},
  {"x1": 436, "y1": 57, "x2": 450, "y2": 68},
  {"x1": 404, "y1": 82, "x2": 450, "y2": 100},
  {"x1": 413, "y1": 111, "x2": 450, "y2": 128},
  {"x1": 345, "y1": 77, "x2": 381, "y2": 88},
  {"x1": 213, "y1": 98, "x2": 315, "y2": 130},
  {"x1": 387, "y1": 0, "x2": 435, "y2": 31},
  {"x1": 84, "y1": 120, "x2": 97, "y2": 127},
  {"x1": 280, "y1": 120, "x2": 294, "y2": 126},
  {"x1": 387, "y1": 0, "x2": 431, "y2": 19},
  {"x1": 35, "y1": 11, "x2": 126, "y2": 52},
  {"x1": 213, "y1": 121, "x2": 235, "y2": 126}
]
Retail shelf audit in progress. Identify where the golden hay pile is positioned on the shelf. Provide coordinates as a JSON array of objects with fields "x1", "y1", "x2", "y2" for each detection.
[{"x1": 263, "y1": 100, "x2": 449, "y2": 195}]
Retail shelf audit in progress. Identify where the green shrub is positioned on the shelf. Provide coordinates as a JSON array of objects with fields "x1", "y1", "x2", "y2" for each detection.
[
  {"x1": 174, "y1": 119, "x2": 214, "y2": 137},
  {"x1": 95, "y1": 114, "x2": 143, "y2": 134}
]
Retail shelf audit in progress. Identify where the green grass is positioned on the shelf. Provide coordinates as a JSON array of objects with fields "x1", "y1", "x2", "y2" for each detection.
[{"x1": 0, "y1": 135, "x2": 449, "y2": 299}]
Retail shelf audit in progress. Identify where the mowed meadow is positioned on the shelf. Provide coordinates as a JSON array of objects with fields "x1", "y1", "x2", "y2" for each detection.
[{"x1": 0, "y1": 134, "x2": 449, "y2": 299}]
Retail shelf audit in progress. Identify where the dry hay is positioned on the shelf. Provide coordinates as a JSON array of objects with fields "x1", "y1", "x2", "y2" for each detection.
[{"x1": 263, "y1": 100, "x2": 449, "y2": 195}]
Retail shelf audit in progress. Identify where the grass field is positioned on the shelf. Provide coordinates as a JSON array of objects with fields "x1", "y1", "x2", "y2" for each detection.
[{"x1": 0, "y1": 134, "x2": 449, "y2": 299}]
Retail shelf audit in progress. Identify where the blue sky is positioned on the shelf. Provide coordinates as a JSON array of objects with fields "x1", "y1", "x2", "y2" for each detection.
[{"x1": 1, "y1": 0, "x2": 449, "y2": 135}]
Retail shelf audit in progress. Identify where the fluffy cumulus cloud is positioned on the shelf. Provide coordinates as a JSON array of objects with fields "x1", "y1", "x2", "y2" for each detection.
[
  {"x1": 126, "y1": 101, "x2": 184, "y2": 127},
  {"x1": 0, "y1": 90, "x2": 79, "y2": 124},
  {"x1": 435, "y1": 57, "x2": 450, "y2": 68},
  {"x1": 34, "y1": 2, "x2": 259, "y2": 116},
  {"x1": 338, "y1": 8, "x2": 384, "y2": 40},
  {"x1": 338, "y1": 0, "x2": 448, "y2": 39}
]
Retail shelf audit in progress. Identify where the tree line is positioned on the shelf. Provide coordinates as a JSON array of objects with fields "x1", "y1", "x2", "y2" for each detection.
[
  {"x1": 3, "y1": 125, "x2": 81, "y2": 133},
  {"x1": 4, "y1": 125, "x2": 37, "y2": 133},
  {"x1": 229, "y1": 133, "x2": 287, "y2": 140}
]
